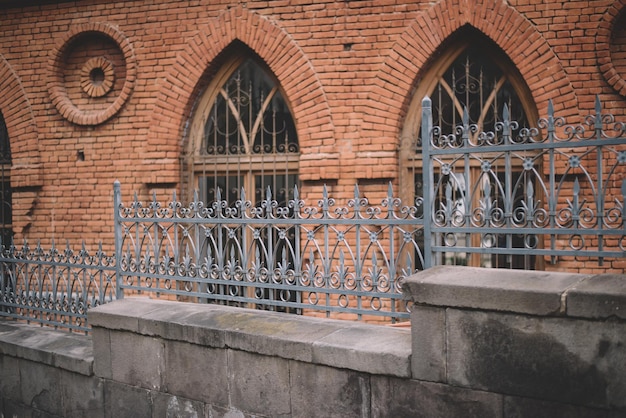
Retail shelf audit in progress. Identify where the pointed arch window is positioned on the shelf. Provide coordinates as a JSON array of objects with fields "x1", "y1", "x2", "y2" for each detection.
[
  {"x1": 191, "y1": 58, "x2": 299, "y2": 206},
  {"x1": 0, "y1": 111, "x2": 11, "y2": 249},
  {"x1": 427, "y1": 45, "x2": 529, "y2": 141},
  {"x1": 400, "y1": 36, "x2": 538, "y2": 269},
  {"x1": 186, "y1": 56, "x2": 300, "y2": 311}
]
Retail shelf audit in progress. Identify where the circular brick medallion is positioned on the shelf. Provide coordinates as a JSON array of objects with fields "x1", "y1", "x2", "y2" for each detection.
[
  {"x1": 80, "y1": 57, "x2": 115, "y2": 98},
  {"x1": 48, "y1": 23, "x2": 136, "y2": 125}
]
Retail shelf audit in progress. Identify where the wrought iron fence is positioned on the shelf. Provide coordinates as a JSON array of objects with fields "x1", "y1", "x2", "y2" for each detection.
[
  {"x1": 114, "y1": 183, "x2": 422, "y2": 322},
  {"x1": 0, "y1": 240, "x2": 116, "y2": 333},
  {"x1": 421, "y1": 96, "x2": 626, "y2": 269},
  {"x1": 1, "y1": 96, "x2": 626, "y2": 332}
]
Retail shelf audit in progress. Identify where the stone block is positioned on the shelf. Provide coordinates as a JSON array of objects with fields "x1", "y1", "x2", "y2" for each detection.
[
  {"x1": 228, "y1": 350, "x2": 291, "y2": 416},
  {"x1": 150, "y1": 392, "x2": 206, "y2": 418},
  {"x1": 1, "y1": 398, "x2": 34, "y2": 418},
  {"x1": 289, "y1": 361, "x2": 370, "y2": 418},
  {"x1": 136, "y1": 301, "x2": 224, "y2": 344},
  {"x1": 403, "y1": 265, "x2": 588, "y2": 315},
  {"x1": 220, "y1": 309, "x2": 339, "y2": 363},
  {"x1": 409, "y1": 305, "x2": 446, "y2": 382},
  {"x1": 91, "y1": 327, "x2": 111, "y2": 379},
  {"x1": 311, "y1": 323, "x2": 411, "y2": 377},
  {"x1": 566, "y1": 274, "x2": 626, "y2": 320},
  {"x1": 0, "y1": 323, "x2": 93, "y2": 376},
  {"x1": 0, "y1": 354, "x2": 21, "y2": 401},
  {"x1": 206, "y1": 404, "x2": 268, "y2": 418},
  {"x1": 503, "y1": 395, "x2": 616, "y2": 418},
  {"x1": 370, "y1": 376, "x2": 502, "y2": 418},
  {"x1": 446, "y1": 309, "x2": 626, "y2": 409},
  {"x1": 163, "y1": 340, "x2": 229, "y2": 406},
  {"x1": 104, "y1": 381, "x2": 152, "y2": 418},
  {"x1": 109, "y1": 330, "x2": 165, "y2": 390},
  {"x1": 89, "y1": 297, "x2": 169, "y2": 332},
  {"x1": 60, "y1": 370, "x2": 104, "y2": 418},
  {"x1": 19, "y1": 359, "x2": 63, "y2": 416}
]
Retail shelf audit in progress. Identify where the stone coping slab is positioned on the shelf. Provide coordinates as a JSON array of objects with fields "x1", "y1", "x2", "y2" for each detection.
[
  {"x1": 403, "y1": 265, "x2": 626, "y2": 319},
  {"x1": 88, "y1": 298, "x2": 412, "y2": 378},
  {"x1": 0, "y1": 321, "x2": 93, "y2": 375}
]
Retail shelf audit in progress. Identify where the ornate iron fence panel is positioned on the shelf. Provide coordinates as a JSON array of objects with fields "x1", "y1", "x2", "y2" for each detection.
[
  {"x1": 0, "y1": 241, "x2": 116, "y2": 333},
  {"x1": 114, "y1": 183, "x2": 424, "y2": 321},
  {"x1": 421, "y1": 96, "x2": 626, "y2": 269}
]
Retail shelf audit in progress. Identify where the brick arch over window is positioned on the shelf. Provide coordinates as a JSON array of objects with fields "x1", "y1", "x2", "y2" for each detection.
[
  {"x1": 0, "y1": 55, "x2": 42, "y2": 188},
  {"x1": 597, "y1": 0, "x2": 626, "y2": 97},
  {"x1": 145, "y1": 5, "x2": 335, "y2": 184},
  {"x1": 364, "y1": 0, "x2": 577, "y2": 143},
  {"x1": 0, "y1": 54, "x2": 42, "y2": 240}
]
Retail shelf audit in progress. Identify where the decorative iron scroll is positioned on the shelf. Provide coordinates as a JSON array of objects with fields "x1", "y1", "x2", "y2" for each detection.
[
  {"x1": 114, "y1": 183, "x2": 424, "y2": 322},
  {"x1": 0, "y1": 240, "x2": 116, "y2": 333},
  {"x1": 421, "y1": 96, "x2": 626, "y2": 268}
]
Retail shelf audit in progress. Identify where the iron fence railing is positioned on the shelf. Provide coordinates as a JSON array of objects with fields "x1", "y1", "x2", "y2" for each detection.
[
  {"x1": 114, "y1": 183, "x2": 422, "y2": 322},
  {"x1": 0, "y1": 241, "x2": 116, "y2": 333},
  {"x1": 1, "y1": 96, "x2": 625, "y2": 332},
  {"x1": 421, "y1": 96, "x2": 626, "y2": 269}
]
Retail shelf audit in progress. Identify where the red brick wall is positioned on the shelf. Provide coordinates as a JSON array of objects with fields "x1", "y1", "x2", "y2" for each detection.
[{"x1": 0, "y1": 0, "x2": 625, "y2": 272}]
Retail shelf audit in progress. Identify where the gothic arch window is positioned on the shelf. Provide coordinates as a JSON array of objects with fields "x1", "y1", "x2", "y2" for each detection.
[
  {"x1": 185, "y1": 54, "x2": 300, "y2": 310},
  {"x1": 400, "y1": 31, "x2": 538, "y2": 269},
  {"x1": 187, "y1": 56, "x2": 299, "y2": 206},
  {"x1": 0, "y1": 111, "x2": 11, "y2": 249},
  {"x1": 0, "y1": 112, "x2": 13, "y2": 247}
]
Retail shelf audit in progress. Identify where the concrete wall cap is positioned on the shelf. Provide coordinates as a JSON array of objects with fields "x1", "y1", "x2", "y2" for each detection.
[
  {"x1": 88, "y1": 298, "x2": 412, "y2": 377},
  {"x1": 566, "y1": 274, "x2": 626, "y2": 320},
  {"x1": 0, "y1": 322, "x2": 93, "y2": 375},
  {"x1": 402, "y1": 265, "x2": 594, "y2": 316}
]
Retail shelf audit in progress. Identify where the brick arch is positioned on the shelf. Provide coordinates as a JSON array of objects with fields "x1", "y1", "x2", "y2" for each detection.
[
  {"x1": 365, "y1": 0, "x2": 578, "y2": 141},
  {"x1": 145, "y1": 5, "x2": 334, "y2": 184},
  {"x1": 0, "y1": 54, "x2": 42, "y2": 188},
  {"x1": 597, "y1": 0, "x2": 626, "y2": 97}
]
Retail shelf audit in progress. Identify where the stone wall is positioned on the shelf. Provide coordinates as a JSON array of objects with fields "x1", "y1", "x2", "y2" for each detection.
[
  {"x1": 0, "y1": 322, "x2": 102, "y2": 417},
  {"x1": 1, "y1": 266, "x2": 625, "y2": 417}
]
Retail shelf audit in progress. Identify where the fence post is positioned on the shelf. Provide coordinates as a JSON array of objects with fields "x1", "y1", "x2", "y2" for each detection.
[
  {"x1": 421, "y1": 96, "x2": 433, "y2": 269},
  {"x1": 113, "y1": 180, "x2": 124, "y2": 300}
]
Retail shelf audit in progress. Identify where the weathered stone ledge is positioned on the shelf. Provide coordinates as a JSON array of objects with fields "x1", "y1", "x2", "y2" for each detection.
[
  {"x1": 88, "y1": 297, "x2": 412, "y2": 378},
  {"x1": 403, "y1": 265, "x2": 626, "y2": 319},
  {"x1": 0, "y1": 321, "x2": 93, "y2": 376}
]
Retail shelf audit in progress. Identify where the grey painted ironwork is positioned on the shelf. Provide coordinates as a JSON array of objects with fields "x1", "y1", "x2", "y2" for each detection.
[
  {"x1": 421, "y1": 95, "x2": 626, "y2": 268},
  {"x1": 114, "y1": 182, "x2": 423, "y2": 321},
  {"x1": 0, "y1": 240, "x2": 116, "y2": 333}
]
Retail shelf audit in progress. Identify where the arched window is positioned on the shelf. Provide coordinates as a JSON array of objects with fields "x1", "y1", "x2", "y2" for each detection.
[
  {"x1": 187, "y1": 57, "x2": 299, "y2": 207},
  {"x1": 0, "y1": 111, "x2": 11, "y2": 249},
  {"x1": 400, "y1": 31, "x2": 538, "y2": 269},
  {"x1": 185, "y1": 54, "x2": 300, "y2": 311}
]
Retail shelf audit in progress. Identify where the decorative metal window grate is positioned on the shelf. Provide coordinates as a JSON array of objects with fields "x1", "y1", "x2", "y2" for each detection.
[
  {"x1": 195, "y1": 58, "x2": 299, "y2": 208},
  {"x1": 427, "y1": 46, "x2": 529, "y2": 142}
]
